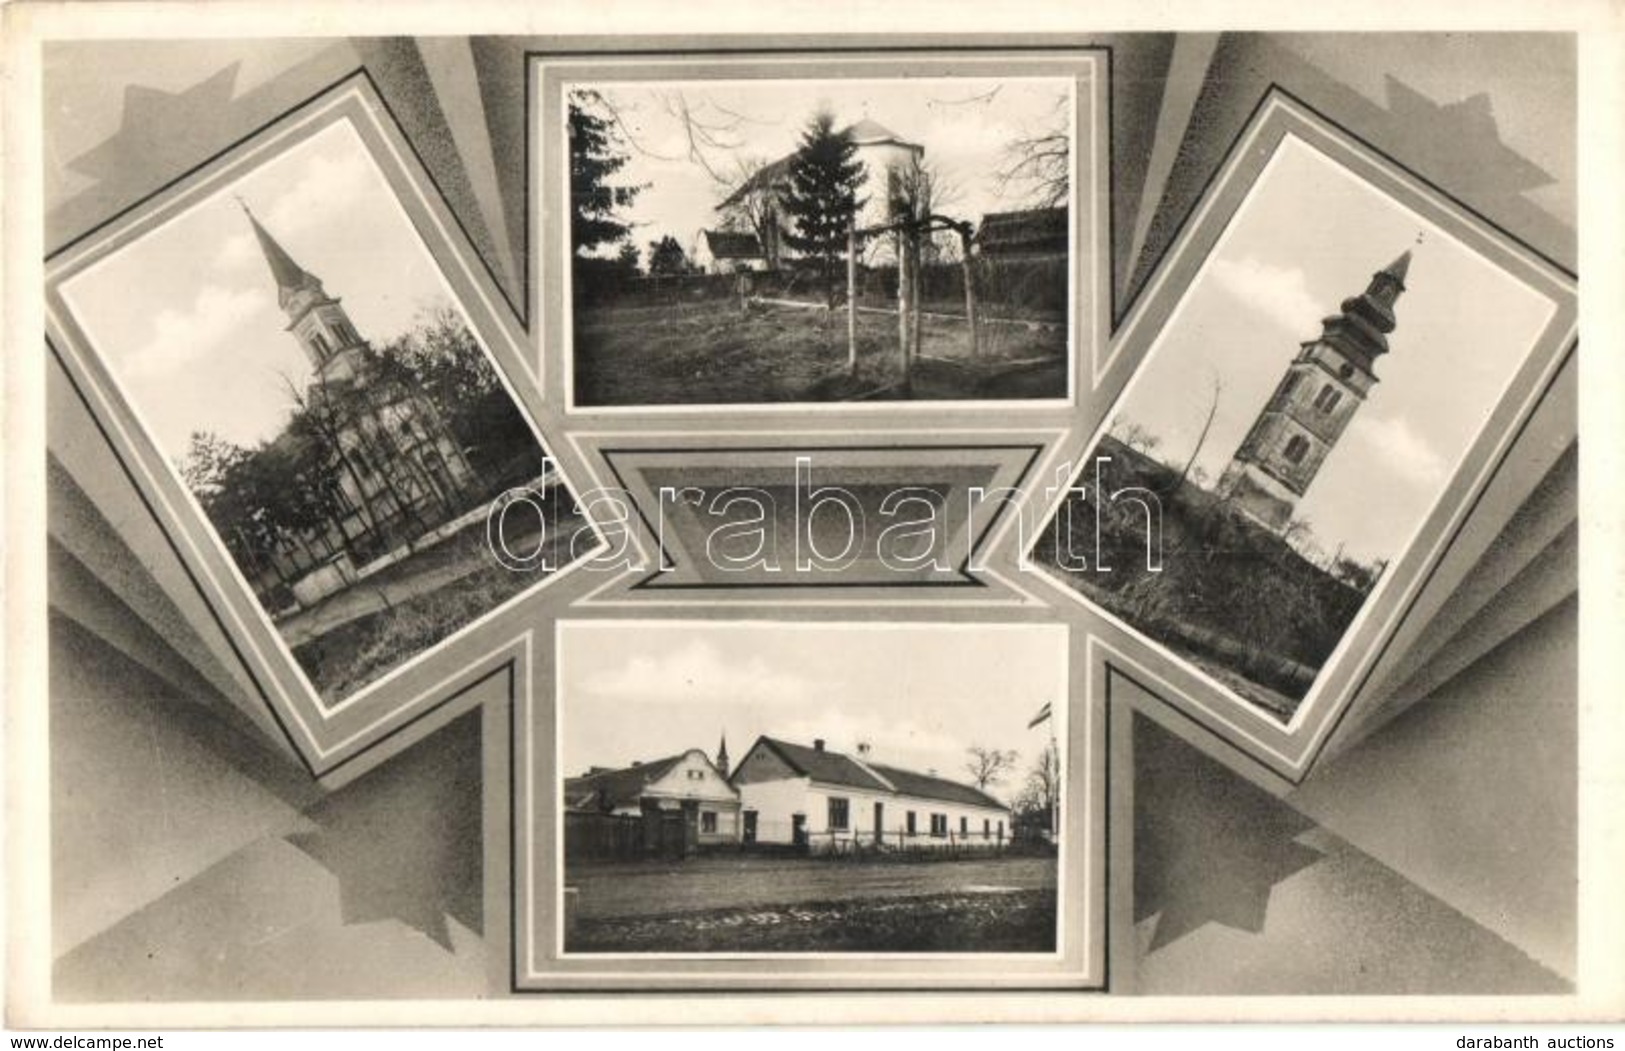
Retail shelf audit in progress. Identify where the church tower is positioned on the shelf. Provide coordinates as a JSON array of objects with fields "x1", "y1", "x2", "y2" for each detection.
[
  {"x1": 1217, "y1": 250, "x2": 1413, "y2": 533},
  {"x1": 239, "y1": 201, "x2": 482, "y2": 577},
  {"x1": 716, "y1": 733, "x2": 730, "y2": 778},
  {"x1": 242, "y1": 201, "x2": 372, "y2": 384}
]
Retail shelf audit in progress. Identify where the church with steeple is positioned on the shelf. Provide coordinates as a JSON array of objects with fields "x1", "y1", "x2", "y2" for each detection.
[
  {"x1": 238, "y1": 204, "x2": 480, "y2": 611},
  {"x1": 1216, "y1": 250, "x2": 1414, "y2": 533}
]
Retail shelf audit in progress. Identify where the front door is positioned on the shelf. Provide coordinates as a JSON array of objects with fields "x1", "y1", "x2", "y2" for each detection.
[
  {"x1": 791, "y1": 813, "x2": 807, "y2": 849},
  {"x1": 680, "y1": 800, "x2": 700, "y2": 856},
  {"x1": 743, "y1": 810, "x2": 758, "y2": 845},
  {"x1": 873, "y1": 801, "x2": 884, "y2": 846}
]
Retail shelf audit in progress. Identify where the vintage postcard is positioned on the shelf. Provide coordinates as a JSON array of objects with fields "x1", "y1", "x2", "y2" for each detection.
[{"x1": 3, "y1": 7, "x2": 1621, "y2": 1034}]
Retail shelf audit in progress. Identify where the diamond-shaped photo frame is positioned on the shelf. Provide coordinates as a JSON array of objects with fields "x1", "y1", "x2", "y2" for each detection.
[
  {"x1": 44, "y1": 72, "x2": 608, "y2": 779},
  {"x1": 1022, "y1": 89, "x2": 1576, "y2": 783}
]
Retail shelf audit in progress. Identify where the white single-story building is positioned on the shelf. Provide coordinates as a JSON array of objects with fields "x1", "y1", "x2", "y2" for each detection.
[
  {"x1": 692, "y1": 229, "x2": 769, "y2": 274},
  {"x1": 564, "y1": 747, "x2": 741, "y2": 848},
  {"x1": 728, "y1": 736, "x2": 1011, "y2": 852}
]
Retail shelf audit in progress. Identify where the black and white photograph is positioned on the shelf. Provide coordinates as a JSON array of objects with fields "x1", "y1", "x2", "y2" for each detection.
[
  {"x1": 56, "y1": 119, "x2": 591, "y2": 707},
  {"x1": 555, "y1": 622, "x2": 1066, "y2": 955},
  {"x1": 10, "y1": 21, "x2": 1615, "y2": 1033},
  {"x1": 563, "y1": 75, "x2": 1077, "y2": 406},
  {"x1": 1035, "y1": 134, "x2": 1558, "y2": 723}
]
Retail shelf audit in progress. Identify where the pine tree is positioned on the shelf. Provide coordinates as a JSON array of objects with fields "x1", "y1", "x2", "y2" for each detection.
[
  {"x1": 647, "y1": 235, "x2": 689, "y2": 276},
  {"x1": 568, "y1": 89, "x2": 643, "y2": 257},
  {"x1": 781, "y1": 111, "x2": 866, "y2": 306}
]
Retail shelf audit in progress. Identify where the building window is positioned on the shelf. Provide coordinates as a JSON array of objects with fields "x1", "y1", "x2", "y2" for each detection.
[
  {"x1": 700, "y1": 811, "x2": 718, "y2": 834},
  {"x1": 1283, "y1": 434, "x2": 1310, "y2": 465},
  {"x1": 686, "y1": 769, "x2": 703, "y2": 780},
  {"x1": 983, "y1": 818, "x2": 991, "y2": 839},
  {"x1": 1277, "y1": 372, "x2": 1302, "y2": 404},
  {"x1": 960, "y1": 816, "x2": 968, "y2": 836},
  {"x1": 930, "y1": 814, "x2": 948, "y2": 838},
  {"x1": 998, "y1": 820, "x2": 1005, "y2": 841},
  {"x1": 309, "y1": 331, "x2": 330, "y2": 359},
  {"x1": 1313, "y1": 384, "x2": 1342, "y2": 412},
  {"x1": 906, "y1": 811, "x2": 917, "y2": 836},
  {"x1": 828, "y1": 797, "x2": 849, "y2": 831}
]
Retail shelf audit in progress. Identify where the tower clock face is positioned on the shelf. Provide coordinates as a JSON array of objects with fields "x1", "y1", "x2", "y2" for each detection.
[{"x1": 1340, "y1": 363, "x2": 1355, "y2": 379}]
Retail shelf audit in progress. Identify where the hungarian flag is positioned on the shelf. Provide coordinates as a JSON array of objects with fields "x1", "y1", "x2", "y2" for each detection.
[{"x1": 1027, "y1": 702, "x2": 1052, "y2": 729}]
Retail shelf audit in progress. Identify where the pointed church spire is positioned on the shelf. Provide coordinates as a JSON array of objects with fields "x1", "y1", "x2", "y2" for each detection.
[
  {"x1": 1380, "y1": 248, "x2": 1412, "y2": 289},
  {"x1": 238, "y1": 199, "x2": 317, "y2": 300},
  {"x1": 716, "y1": 733, "x2": 730, "y2": 778},
  {"x1": 1316, "y1": 247, "x2": 1415, "y2": 371}
]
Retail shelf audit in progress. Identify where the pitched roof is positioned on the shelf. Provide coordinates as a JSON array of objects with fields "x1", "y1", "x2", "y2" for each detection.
[
  {"x1": 975, "y1": 207, "x2": 1070, "y2": 254},
  {"x1": 748, "y1": 737, "x2": 1008, "y2": 811},
  {"x1": 563, "y1": 754, "x2": 685, "y2": 811},
  {"x1": 754, "y1": 737, "x2": 892, "y2": 793},
  {"x1": 701, "y1": 229, "x2": 765, "y2": 259},
  {"x1": 867, "y1": 762, "x2": 1007, "y2": 811},
  {"x1": 845, "y1": 118, "x2": 910, "y2": 146},
  {"x1": 716, "y1": 118, "x2": 918, "y2": 210}
]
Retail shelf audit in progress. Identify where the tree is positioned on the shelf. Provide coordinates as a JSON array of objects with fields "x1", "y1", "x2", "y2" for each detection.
[
  {"x1": 180, "y1": 430, "x2": 250, "y2": 500},
  {"x1": 615, "y1": 242, "x2": 641, "y2": 276},
  {"x1": 995, "y1": 92, "x2": 1071, "y2": 209},
  {"x1": 781, "y1": 110, "x2": 866, "y2": 307},
  {"x1": 373, "y1": 307, "x2": 543, "y2": 491},
  {"x1": 567, "y1": 89, "x2": 644, "y2": 257},
  {"x1": 964, "y1": 746, "x2": 1019, "y2": 791},
  {"x1": 647, "y1": 235, "x2": 689, "y2": 276},
  {"x1": 719, "y1": 155, "x2": 781, "y2": 266},
  {"x1": 1015, "y1": 740, "x2": 1062, "y2": 841},
  {"x1": 1112, "y1": 420, "x2": 1162, "y2": 457},
  {"x1": 1176, "y1": 373, "x2": 1224, "y2": 490}
]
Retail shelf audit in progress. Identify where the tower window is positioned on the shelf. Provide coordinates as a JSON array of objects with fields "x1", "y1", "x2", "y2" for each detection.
[
  {"x1": 309, "y1": 331, "x2": 330, "y2": 359},
  {"x1": 1313, "y1": 385, "x2": 1342, "y2": 413},
  {"x1": 1283, "y1": 435, "x2": 1310, "y2": 464}
]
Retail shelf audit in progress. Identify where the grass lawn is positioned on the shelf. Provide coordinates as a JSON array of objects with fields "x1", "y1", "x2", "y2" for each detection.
[
  {"x1": 564, "y1": 854, "x2": 1058, "y2": 954},
  {"x1": 572, "y1": 299, "x2": 1067, "y2": 405},
  {"x1": 1036, "y1": 435, "x2": 1370, "y2": 721}
]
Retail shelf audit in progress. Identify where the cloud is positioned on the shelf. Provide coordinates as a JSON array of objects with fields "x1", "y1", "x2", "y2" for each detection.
[
  {"x1": 1207, "y1": 255, "x2": 1323, "y2": 336},
  {"x1": 579, "y1": 638, "x2": 813, "y2": 707},
  {"x1": 1344, "y1": 414, "x2": 1450, "y2": 490},
  {"x1": 213, "y1": 143, "x2": 376, "y2": 271},
  {"x1": 122, "y1": 283, "x2": 271, "y2": 380}
]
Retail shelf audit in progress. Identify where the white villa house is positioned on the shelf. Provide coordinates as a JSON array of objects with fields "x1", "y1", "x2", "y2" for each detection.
[
  {"x1": 692, "y1": 229, "x2": 769, "y2": 274},
  {"x1": 728, "y1": 736, "x2": 1011, "y2": 852},
  {"x1": 563, "y1": 747, "x2": 741, "y2": 850},
  {"x1": 715, "y1": 118, "x2": 925, "y2": 268}
]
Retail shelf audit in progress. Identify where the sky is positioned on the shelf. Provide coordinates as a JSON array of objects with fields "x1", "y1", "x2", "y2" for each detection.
[
  {"x1": 60, "y1": 119, "x2": 461, "y2": 460},
  {"x1": 569, "y1": 76, "x2": 1072, "y2": 262},
  {"x1": 1101, "y1": 134, "x2": 1557, "y2": 566},
  {"x1": 558, "y1": 623, "x2": 1067, "y2": 807}
]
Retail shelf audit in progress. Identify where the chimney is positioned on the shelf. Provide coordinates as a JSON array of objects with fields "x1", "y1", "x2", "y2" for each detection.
[{"x1": 813, "y1": 739, "x2": 826, "y2": 752}]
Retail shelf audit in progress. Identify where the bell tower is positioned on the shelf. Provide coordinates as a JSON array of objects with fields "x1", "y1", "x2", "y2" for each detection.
[
  {"x1": 241, "y1": 201, "x2": 371, "y2": 383},
  {"x1": 1217, "y1": 249, "x2": 1413, "y2": 533}
]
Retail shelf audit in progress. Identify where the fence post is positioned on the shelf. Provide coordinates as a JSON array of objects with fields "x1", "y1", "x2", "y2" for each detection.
[{"x1": 958, "y1": 226, "x2": 979, "y2": 359}]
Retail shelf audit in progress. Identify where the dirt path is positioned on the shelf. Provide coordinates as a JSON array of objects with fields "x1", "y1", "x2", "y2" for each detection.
[
  {"x1": 276, "y1": 517, "x2": 591, "y2": 647},
  {"x1": 565, "y1": 854, "x2": 1056, "y2": 920}
]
